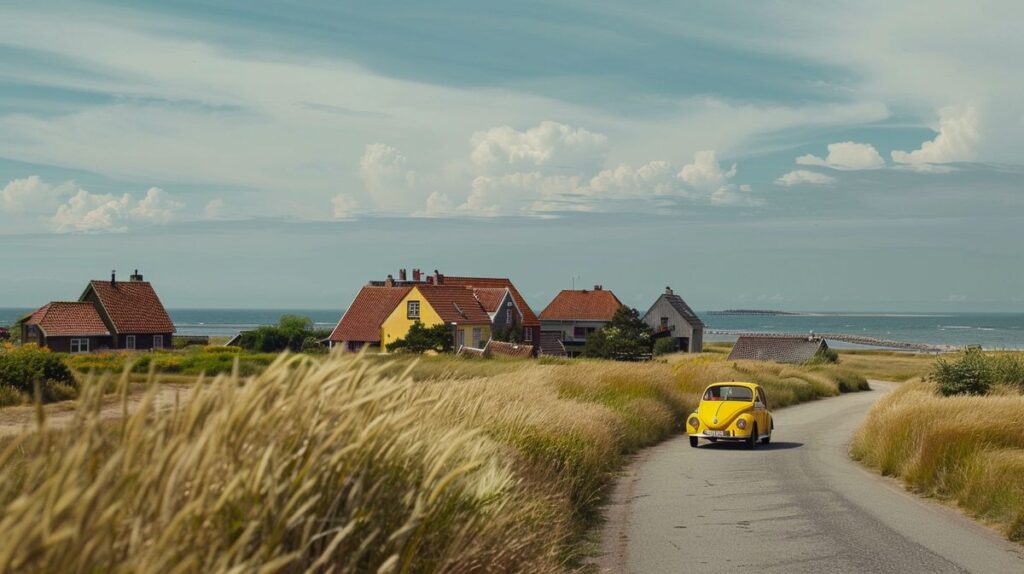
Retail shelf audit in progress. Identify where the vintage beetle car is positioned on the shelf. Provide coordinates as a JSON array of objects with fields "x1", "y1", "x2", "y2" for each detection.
[{"x1": 687, "y1": 382, "x2": 772, "y2": 448}]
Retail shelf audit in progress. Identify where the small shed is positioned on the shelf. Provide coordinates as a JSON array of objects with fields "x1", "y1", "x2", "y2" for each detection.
[{"x1": 728, "y1": 335, "x2": 830, "y2": 364}]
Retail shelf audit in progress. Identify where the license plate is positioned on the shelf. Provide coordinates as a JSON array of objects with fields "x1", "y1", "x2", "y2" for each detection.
[{"x1": 704, "y1": 430, "x2": 725, "y2": 437}]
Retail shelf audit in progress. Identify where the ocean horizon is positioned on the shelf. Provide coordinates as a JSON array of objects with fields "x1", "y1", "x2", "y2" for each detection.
[{"x1": 3, "y1": 307, "x2": 1023, "y2": 349}]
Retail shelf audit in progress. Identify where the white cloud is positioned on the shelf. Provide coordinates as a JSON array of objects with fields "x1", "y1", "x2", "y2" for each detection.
[
  {"x1": 469, "y1": 121, "x2": 607, "y2": 172},
  {"x1": 50, "y1": 186, "x2": 183, "y2": 233},
  {"x1": 678, "y1": 150, "x2": 737, "y2": 194},
  {"x1": 775, "y1": 170, "x2": 838, "y2": 186},
  {"x1": 891, "y1": 105, "x2": 979, "y2": 168},
  {"x1": 423, "y1": 191, "x2": 454, "y2": 216},
  {"x1": 0, "y1": 175, "x2": 76, "y2": 214},
  {"x1": 796, "y1": 142, "x2": 885, "y2": 170},
  {"x1": 358, "y1": 143, "x2": 416, "y2": 211},
  {"x1": 203, "y1": 198, "x2": 225, "y2": 219},
  {"x1": 331, "y1": 193, "x2": 359, "y2": 219},
  {"x1": 128, "y1": 187, "x2": 183, "y2": 224}
]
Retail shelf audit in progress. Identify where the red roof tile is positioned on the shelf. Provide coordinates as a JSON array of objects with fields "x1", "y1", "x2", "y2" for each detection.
[
  {"x1": 472, "y1": 287, "x2": 508, "y2": 313},
  {"x1": 330, "y1": 286, "x2": 411, "y2": 343},
  {"x1": 86, "y1": 280, "x2": 175, "y2": 334},
  {"x1": 484, "y1": 340, "x2": 534, "y2": 359},
  {"x1": 539, "y1": 289, "x2": 623, "y2": 321},
  {"x1": 25, "y1": 302, "x2": 110, "y2": 337},
  {"x1": 441, "y1": 276, "x2": 540, "y2": 326},
  {"x1": 416, "y1": 285, "x2": 492, "y2": 324}
]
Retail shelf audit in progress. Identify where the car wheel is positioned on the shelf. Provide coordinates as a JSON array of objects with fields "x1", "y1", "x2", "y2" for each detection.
[
  {"x1": 745, "y1": 424, "x2": 757, "y2": 449},
  {"x1": 689, "y1": 436, "x2": 699, "y2": 448},
  {"x1": 761, "y1": 432, "x2": 771, "y2": 445}
]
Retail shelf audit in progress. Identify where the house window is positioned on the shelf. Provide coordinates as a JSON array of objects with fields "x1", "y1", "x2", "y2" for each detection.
[
  {"x1": 506, "y1": 311, "x2": 512, "y2": 325},
  {"x1": 457, "y1": 329, "x2": 465, "y2": 349},
  {"x1": 407, "y1": 300, "x2": 420, "y2": 320},
  {"x1": 661, "y1": 317, "x2": 669, "y2": 328},
  {"x1": 573, "y1": 326, "x2": 586, "y2": 338},
  {"x1": 472, "y1": 327, "x2": 482, "y2": 348},
  {"x1": 70, "y1": 338, "x2": 89, "y2": 353},
  {"x1": 154, "y1": 335, "x2": 164, "y2": 349},
  {"x1": 524, "y1": 328, "x2": 533, "y2": 342},
  {"x1": 125, "y1": 335, "x2": 136, "y2": 350}
]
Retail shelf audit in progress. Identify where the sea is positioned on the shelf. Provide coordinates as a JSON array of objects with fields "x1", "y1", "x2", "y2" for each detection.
[{"x1": 2, "y1": 308, "x2": 1023, "y2": 350}]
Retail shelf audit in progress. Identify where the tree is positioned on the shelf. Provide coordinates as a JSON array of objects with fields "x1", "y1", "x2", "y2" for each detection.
[
  {"x1": 582, "y1": 306, "x2": 654, "y2": 361},
  {"x1": 239, "y1": 315, "x2": 327, "y2": 353},
  {"x1": 386, "y1": 322, "x2": 455, "y2": 354}
]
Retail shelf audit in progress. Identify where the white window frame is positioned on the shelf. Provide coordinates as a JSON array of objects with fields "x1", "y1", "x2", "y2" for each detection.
[
  {"x1": 457, "y1": 329, "x2": 465, "y2": 349},
  {"x1": 407, "y1": 300, "x2": 420, "y2": 320},
  {"x1": 154, "y1": 335, "x2": 164, "y2": 349},
  {"x1": 70, "y1": 338, "x2": 89, "y2": 353},
  {"x1": 125, "y1": 335, "x2": 136, "y2": 350},
  {"x1": 524, "y1": 328, "x2": 532, "y2": 342}
]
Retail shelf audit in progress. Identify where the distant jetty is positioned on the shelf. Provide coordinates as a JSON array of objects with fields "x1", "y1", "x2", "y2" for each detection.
[
  {"x1": 706, "y1": 329, "x2": 955, "y2": 353},
  {"x1": 707, "y1": 309, "x2": 803, "y2": 316}
]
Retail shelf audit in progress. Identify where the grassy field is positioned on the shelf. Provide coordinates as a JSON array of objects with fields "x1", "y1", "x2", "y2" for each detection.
[
  {"x1": 851, "y1": 350, "x2": 1024, "y2": 543},
  {"x1": 0, "y1": 351, "x2": 867, "y2": 572},
  {"x1": 833, "y1": 349, "x2": 937, "y2": 381}
]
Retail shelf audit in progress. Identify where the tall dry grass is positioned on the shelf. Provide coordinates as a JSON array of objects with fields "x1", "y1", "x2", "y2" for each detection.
[
  {"x1": 851, "y1": 380, "x2": 1024, "y2": 541},
  {"x1": 0, "y1": 352, "x2": 867, "y2": 571}
]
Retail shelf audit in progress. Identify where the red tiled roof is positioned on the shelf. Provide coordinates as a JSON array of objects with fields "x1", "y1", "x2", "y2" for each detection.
[
  {"x1": 416, "y1": 285, "x2": 492, "y2": 324},
  {"x1": 441, "y1": 276, "x2": 540, "y2": 326},
  {"x1": 86, "y1": 280, "x2": 175, "y2": 334},
  {"x1": 25, "y1": 302, "x2": 110, "y2": 337},
  {"x1": 472, "y1": 287, "x2": 508, "y2": 313},
  {"x1": 329, "y1": 286, "x2": 411, "y2": 343},
  {"x1": 539, "y1": 289, "x2": 623, "y2": 321},
  {"x1": 484, "y1": 340, "x2": 534, "y2": 359}
]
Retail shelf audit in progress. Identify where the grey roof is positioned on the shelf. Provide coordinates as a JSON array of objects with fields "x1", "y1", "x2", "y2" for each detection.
[
  {"x1": 664, "y1": 294, "x2": 704, "y2": 327},
  {"x1": 538, "y1": 331, "x2": 567, "y2": 357},
  {"x1": 727, "y1": 336, "x2": 827, "y2": 364}
]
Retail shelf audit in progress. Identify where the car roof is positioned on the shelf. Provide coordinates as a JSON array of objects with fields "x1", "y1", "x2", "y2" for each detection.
[{"x1": 704, "y1": 381, "x2": 760, "y2": 390}]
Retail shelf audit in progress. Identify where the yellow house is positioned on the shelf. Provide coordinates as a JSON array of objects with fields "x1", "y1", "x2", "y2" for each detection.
[{"x1": 381, "y1": 285, "x2": 493, "y2": 351}]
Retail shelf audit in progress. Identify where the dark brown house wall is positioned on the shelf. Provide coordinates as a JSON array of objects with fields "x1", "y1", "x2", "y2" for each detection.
[
  {"x1": 40, "y1": 336, "x2": 111, "y2": 353},
  {"x1": 113, "y1": 333, "x2": 173, "y2": 350}
]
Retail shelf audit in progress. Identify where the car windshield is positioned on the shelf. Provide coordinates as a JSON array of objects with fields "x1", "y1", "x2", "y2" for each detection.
[{"x1": 703, "y1": 386, "x2": 754, "y2": 402}]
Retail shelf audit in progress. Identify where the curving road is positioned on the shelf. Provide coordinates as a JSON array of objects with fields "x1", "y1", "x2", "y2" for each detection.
[{"x1": 597, "y1": 381, "x2": 1024, "y2": 573}]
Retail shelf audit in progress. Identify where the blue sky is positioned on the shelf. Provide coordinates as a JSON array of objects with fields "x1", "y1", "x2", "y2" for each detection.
[{"x1": 1, "y1": 1, "x2": 1022, "y2": 311}]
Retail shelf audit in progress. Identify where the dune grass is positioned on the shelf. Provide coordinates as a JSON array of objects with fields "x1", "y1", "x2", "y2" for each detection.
[
  {"x1": 834, "y1": 350, "x2": 938, "y2": 382},
  {"x1": 851, "y1": 380, "x2": 1024, "y2": 542},
  {"x1": 0, "y1": 351, "x2": 866, "y2": 571}
]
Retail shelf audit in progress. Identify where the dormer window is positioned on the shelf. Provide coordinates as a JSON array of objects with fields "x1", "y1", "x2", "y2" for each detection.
[{"x1": 407, "y1": 300, "x2": 420, "y2": 320}]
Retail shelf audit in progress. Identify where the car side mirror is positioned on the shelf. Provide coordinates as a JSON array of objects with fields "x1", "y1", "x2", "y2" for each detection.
[{"x1": 755, "y1": 401, "x2": 764, "y2": 408}]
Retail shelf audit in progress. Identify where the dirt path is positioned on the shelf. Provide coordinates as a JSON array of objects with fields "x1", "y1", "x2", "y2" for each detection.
[{"x1": 0, "y1": 384, "x2": 191, "y2": 438}]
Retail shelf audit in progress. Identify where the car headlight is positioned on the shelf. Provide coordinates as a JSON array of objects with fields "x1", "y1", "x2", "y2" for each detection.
[
  {"x1": 688, "y1": 416, "x2": 700, "y2": 429},
  {"x1": 736, "y1": 419, "x2": 747, "y2": 430}
]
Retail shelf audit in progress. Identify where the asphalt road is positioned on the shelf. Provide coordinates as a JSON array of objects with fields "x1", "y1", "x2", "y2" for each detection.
[{"x1": 597, "y1": 381, "x2": 1024, "y2": 573}]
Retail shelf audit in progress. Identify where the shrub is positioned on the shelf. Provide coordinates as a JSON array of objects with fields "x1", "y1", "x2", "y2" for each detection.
[
  {"x1": 583, "y1": 306, "x2": 653, "y2": 361},
  {"x1": 386, "y1": 322, "x2": 455, "y2": 354},
  {"x1": 931, "y1": 348, "x2": 994, "y2": 396},
  {"x1": 0, "y1": 345, "x2": 77, "y2": 399},
  {"x1": 0, "y1": 384, "x2": 27, "y2": 407},
  {"x1": 237, "y1": 315, "x2": 328, "y2": 353},
  {"x1": 652, "y1": 337, "x2": 678, "y2": 356},
  {"x1": 803, "y1": 347, "x2": 839, "y2": 365}
]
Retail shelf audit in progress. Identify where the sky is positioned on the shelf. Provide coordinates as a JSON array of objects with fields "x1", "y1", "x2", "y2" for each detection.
[{"x1": 1, "y1": 0, "x2": 1022, "y2": 312}]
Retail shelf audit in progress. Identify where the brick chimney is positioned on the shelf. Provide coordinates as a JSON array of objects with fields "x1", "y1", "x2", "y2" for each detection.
[
  {"x1": 399, "y1": 268, "x2": 407, "y2": 281},
  {"x1": 130, "y1": 269, "x2": 144, "y2": 282},
  {"x1": 412, "y1": 268, "x2": 422, "y2": 282},
  {"x1": 433, "y1": 269, "x2": 444, "y2": 285},
  {"x1": 594, "y1": 284, "x2": 603, "y2": 291},
  {"x1": 384, "y1": 274, "x2": 395, "y2": 287}
]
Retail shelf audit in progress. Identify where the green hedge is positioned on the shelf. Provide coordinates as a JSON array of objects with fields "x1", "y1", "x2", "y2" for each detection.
[{"x1": 0, "y1": 345, "x2": 78, "y2": 405}]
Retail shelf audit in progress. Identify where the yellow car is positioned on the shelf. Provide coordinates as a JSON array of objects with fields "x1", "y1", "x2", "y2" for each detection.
[{"x1": 687, "y1": 382, "x2": 773, "y2": 448}]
